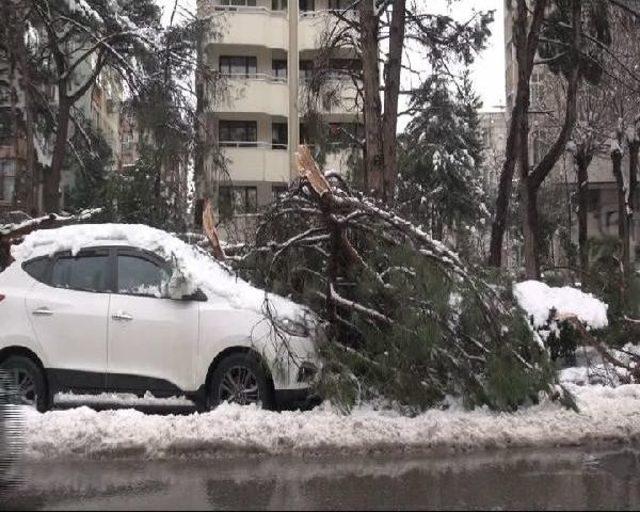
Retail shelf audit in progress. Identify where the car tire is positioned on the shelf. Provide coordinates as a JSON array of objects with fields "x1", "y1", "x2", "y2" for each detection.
[
  {"x1": 0, "y1": 356, "x2": 50, "y2": 412},
  {"x1": 207, "y1": 352, "x2": 274, "y2": 410}
]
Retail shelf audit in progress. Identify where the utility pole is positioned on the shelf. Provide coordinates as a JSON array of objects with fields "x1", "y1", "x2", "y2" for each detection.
[{"x1": 288, "y1": 0, "x2": 299, "y2": 178}]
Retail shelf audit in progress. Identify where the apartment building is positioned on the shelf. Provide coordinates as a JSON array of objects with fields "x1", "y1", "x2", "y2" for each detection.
[{"x1": 196, "y1": 0, "x2": 362, "y2": 234}]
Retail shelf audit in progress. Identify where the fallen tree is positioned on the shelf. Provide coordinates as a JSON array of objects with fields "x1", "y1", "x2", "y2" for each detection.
[{"x1": 229, "y1": 147, "x2": 557, "y2": 412}]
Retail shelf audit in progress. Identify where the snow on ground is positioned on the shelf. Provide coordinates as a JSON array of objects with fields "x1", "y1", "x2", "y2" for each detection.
[
  {"x1": 55, "y1": 392, "x2": 194, "y2": 407},
  {"x1": 514, "y1": 280, "x2": 609, "y2": 329},
  {"x1": 19, "y1": 384, "x2": 640, "y2": 460}
]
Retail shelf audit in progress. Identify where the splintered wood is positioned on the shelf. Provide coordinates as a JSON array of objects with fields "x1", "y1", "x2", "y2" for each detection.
[
  {"x1": 296, "y1": 145, "x2": 331, "y2": 197},
  {"x1": 202, "y1": 198, "x2": 226, "y2": 261}
]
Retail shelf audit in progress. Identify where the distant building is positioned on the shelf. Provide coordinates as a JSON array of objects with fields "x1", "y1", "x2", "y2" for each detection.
[
  {"x1": 0, "y1": 45, "x2": 124, "y2": 214},
  {"x1": 479, "y1": 110, "x2": 507, "y2": 191},
  {"x1": 119, "y1": 107, "x2": 142, "y2": 171}
]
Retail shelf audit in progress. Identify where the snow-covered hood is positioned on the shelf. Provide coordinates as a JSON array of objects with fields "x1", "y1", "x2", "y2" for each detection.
[{"x1": 12, "y1": 223, "x2": 309, "y2": 323}]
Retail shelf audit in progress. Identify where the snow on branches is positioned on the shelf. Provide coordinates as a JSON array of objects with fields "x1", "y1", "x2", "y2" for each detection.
[{"x1": 231, "y1": 147, "x2": 555, "y2": 412}]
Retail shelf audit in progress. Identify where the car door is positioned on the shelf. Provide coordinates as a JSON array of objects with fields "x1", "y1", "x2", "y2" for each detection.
[
  {"x1": 106, "y1": 248, "x2": 199, "y2": 394},
  {"x1": 25, "y1": 248, "x2": 112, "y2": 390}
]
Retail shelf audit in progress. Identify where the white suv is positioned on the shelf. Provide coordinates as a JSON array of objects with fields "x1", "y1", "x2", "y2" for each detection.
[{"x1": 0, "y1": 224, "x2": 319, "y2": 412}]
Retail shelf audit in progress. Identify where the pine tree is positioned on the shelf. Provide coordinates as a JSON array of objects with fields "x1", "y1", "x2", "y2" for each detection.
[{"x1": 397, "y1": 71, "x2": 487, "y2": 251}]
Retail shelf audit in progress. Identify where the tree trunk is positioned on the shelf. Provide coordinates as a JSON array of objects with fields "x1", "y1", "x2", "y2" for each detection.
[
  {"x1": 44, "y1": 95, "x2": 71, "y2": 213},
  {"x1": 628, "y1": 140, "x2": 639, "y2": 270},
  {"x1": 611, "y1": 148, "x2": 629, "y2": 284},
  {"x1": 358, "y1": 0, "x2": 384, "y2": 197},
  {"x1": 488, "y1": 0, "x2": 547, "y2": 268},
  {"x1": 575, "y1": 151, "x2": 592, "y2": 277},
  {"x1": 521, "y1": 180, "x2": 541, "y2": 278},
  {"x1": 488, "y1": 101, "x2": 522, "y2": 268},
  {"x1": 381, "y1": 0, "x2": 405, "y2": 203},
  {"x1": 524, "y1": 0, "x2": 582, "y2": 277}
]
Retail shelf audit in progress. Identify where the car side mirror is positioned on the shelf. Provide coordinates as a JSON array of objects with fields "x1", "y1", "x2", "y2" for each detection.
[{"x1": 181, "y1": 288, "x2": 208, "y2": 302}]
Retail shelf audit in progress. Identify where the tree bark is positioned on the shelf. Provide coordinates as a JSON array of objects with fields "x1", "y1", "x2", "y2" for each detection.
[
  {"x1": 358, "y1": 0, "x2": 384, "y2": 198},
  {"x1": 488, "y1": 0, "x2": 547, "y2": 268},
  {"x1": 628, "y1": 140, "x2": 639, "y2": 271},
  {"x1": 381, "y1": 0, "x2": 405, "y2": 203},
  {"x1": 611, "y1": 147, "x2": 629, "y2": 285},
  {"x1": 44, "y1": 95, "x2": 71, "y2": 213},
  {"x1": 523, "y1": 0, "x2": 582, "y2": 278},
  {"x1": 575, "y1": 150, "x2": 593, "y2": 277}
]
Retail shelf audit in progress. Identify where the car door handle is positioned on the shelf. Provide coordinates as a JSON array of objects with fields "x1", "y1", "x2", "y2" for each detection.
[
  {"x1": 32, "y1": 307, "x2": 53, "y2": 316},
  {"x1": 112, "y1": 312, "x2": 133, "y2": 321}
]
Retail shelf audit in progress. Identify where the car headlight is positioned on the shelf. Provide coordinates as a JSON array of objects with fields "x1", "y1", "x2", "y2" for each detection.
[{"x1": 274, "y1": 317, "x2": 310, "y2": 338}]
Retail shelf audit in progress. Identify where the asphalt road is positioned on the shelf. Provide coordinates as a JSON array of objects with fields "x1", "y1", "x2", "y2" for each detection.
[{"x1": 3, "y1": 445, "x2": 640, "y2": 510}]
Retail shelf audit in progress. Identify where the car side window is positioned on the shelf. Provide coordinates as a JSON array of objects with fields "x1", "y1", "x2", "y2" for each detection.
[
  {"x1": 22, "y1": 257, "x2": 51, "y2": 284},
  {"x1": 50, "y1": 252, "x2": 110, "y2": 293},
  {"x1": 117, "y1": 254, "x2": 170, "y2": 298}
]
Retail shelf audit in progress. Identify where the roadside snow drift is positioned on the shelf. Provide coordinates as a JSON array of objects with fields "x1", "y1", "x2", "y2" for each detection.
[
  {"x1": 20, "y1": 384, "x2": 640, "y2": 460},
  {"x1": 514, "y1": 280, "x2": 608, "y2": 329}
]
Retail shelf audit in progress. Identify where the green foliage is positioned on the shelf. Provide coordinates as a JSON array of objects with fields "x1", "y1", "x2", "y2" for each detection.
[
  {"x1": 242, "y1": 194, "x2": 555, "y2": 413},
  {"x1": 105, "y1": 150, "x2": 187, "y2": 232},
  {"x1": 397, "y1": 70, "x2": 487, "y2": 244},
  {"x1": 313, "y1": 248, "x2": 553, "y2": 413}
]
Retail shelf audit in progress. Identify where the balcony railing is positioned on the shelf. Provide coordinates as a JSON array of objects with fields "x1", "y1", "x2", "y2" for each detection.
[{"x1": 221, "y1": 72, "x2": 287, "y2": 84}]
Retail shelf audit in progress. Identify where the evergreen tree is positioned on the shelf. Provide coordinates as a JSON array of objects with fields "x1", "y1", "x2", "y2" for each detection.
[{"x1": 397, "y1": 71, "x2": 487, "y2": 250}]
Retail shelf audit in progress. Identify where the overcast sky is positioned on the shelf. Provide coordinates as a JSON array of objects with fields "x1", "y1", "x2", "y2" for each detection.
[{"x1": 158, "y1": 0, "x2": 506, "y2": 112}]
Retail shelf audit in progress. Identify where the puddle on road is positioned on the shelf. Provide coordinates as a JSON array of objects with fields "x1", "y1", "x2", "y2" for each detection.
[{"x1": 3, "y1": 445, "x2": 640, "y2": 510}]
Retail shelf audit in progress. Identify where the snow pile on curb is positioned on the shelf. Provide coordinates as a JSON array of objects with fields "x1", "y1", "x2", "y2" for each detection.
[
  {"x1": 513, "y1": 280, "x2": 608, "y2": 329},
  {"x1": 20, "y1": 384, "x2": 640, "y2": 460},
  {"x1": 55, "y1": 392, "x2": 194, "y2": 407}
]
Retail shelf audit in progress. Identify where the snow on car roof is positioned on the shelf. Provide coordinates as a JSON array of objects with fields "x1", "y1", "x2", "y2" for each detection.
[{"x1": 11, "y1": 223, "x2": 304, "y2": 320}]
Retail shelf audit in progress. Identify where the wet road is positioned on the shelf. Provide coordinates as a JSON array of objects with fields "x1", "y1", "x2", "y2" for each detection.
[{"x1": 3, "y1": 446, "x2": 640, "y2": 510}]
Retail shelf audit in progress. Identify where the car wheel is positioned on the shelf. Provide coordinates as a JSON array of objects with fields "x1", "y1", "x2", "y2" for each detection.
[
  {"x1": 0, "y1": 356, "x2": 50, "y2": 412},
  {"x1": 207, "y1": 353, "x2": 273, "y2": 410}
]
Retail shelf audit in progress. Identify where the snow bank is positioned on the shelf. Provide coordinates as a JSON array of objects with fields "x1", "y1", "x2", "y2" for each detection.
[
  {"x1": 11, "y1": 224, "x2": 306, "y2": 322},
  {"x1": 514, "y1": 280, "x2": 608, "y2": 329},
  {"x1": 55, "y1": 392, "x2": 193, "y2": 408},
  {"x1": 19, "y1": 384, "x2": 640, "y2": 460}
]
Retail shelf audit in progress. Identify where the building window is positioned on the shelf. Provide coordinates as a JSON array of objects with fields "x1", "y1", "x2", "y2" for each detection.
[
  {"x1": 329, "y1": 0, "x2": 352, "y2": 9},
  {"x1": 0, "y1": 159, "x2": 16, "y2": 202},
  {"x1": 605, "y1": 211, "x2": 617, "y2": 228},
  {"x1": 272, "y1": 0, "x2": 287, "y2": 10},
  {"x1": 219, "y1": 56, "x2": 257, "y2": 77},
  {"x1": 272, "y1": 122, "x2": 287, "y2": 149},
  {"x1": 300, "y1": 60, "x2": 314, "y2": 80},
  {"x1": 219, "y1": 186, "x2": 258, "y2": 218},
  {"x1": 0, "y1": 86, "x2": 10, "y2": 104},
  {"x1": 0, "y1": 109, "x2": 12, "y2": 145},
  {"x1": 219, "y1": 120, "x2": 257, "y2": 146},
  {"x1": 272, "y1": 59, "x2": 287, "y2": 79},
  {"x1": 299, "y1": 0, "x2": 315, "y2": 11},
  {"x1": 329, "y1": 58, "x2": 361, "y2": 77},
  {"x1": 328, "y1": 122, "x2": 363, "y2": 147},
  {"x1": 272, "y1": 184, "x2": 288, "y2": 202},
  {"x1": 219, "y1": 0, "x2": 257, "y2": 6}
]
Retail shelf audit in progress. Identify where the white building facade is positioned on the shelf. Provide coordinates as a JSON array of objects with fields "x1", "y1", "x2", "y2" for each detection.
[{"x1": 197, "y1": 0, "x2": 362, "y2": 233}]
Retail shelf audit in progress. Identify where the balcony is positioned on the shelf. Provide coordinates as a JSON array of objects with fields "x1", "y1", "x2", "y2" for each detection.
[
  {"x1": 299, "y1": 10, "x2": 355, "y2": 51},
  {"x1": 217, "y1": 75, "x2": 289, "y2": 116},
  {"x1": 204, "y1": 6, "x2": 288, "y2": 49},
  {"x1": 222, "y1": 142, "x2": 290, "y2": 182}
]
